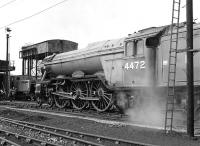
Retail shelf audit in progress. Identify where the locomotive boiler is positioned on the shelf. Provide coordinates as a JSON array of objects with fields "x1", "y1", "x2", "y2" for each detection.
[{"x1": 35, "y1": 22, "x2": 200, "y2": 112}]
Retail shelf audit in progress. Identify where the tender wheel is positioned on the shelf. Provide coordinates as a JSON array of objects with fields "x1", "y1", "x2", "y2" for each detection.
[
  {"x1": 54, "y1": 80, "x2": 71, "y2": 108},
  {"x1": 36, "y1": 96, "x2": 43, "y2": 107},
  {"x1": 91, "y1": 80, "x2": 113, "y2": 112},
  {"x1": 46, "y1": 94, "x2": 54, "y2": 108},
  {"x1": 70, "y1": 82, "x2": 87, "y2": 110}
]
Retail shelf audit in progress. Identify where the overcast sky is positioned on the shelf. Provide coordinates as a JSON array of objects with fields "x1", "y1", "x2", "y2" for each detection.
[{"x1": 0, "y1": 0, "x2": 199, "y2": 75}]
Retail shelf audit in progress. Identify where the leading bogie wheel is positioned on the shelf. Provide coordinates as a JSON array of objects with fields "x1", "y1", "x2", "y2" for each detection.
[
  {"x1": 46, "y1": 94, "x2": 55, "y2": 108},
  {"x1": 91, "y1": 80, "x2": 113, "y2": 112},
  {"x1": 70, "y1": 82, "x2": 87, "y2": 110},
  {"x1": 54, "y1": 80, "x2": 71, "y2": 108},
  {"x1": 55, "y1": 96, "x2": 70, "y2": 108}
]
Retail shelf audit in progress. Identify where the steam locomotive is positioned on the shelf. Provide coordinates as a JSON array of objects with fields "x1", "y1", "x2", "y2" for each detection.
[{"x1": 35, "y1": 23, "x2": 200, "y2": 112}]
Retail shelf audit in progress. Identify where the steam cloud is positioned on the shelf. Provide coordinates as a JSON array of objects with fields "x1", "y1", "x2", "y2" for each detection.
[{"x1": 126, "y1": 91, "x2": 165, "y2": 127}]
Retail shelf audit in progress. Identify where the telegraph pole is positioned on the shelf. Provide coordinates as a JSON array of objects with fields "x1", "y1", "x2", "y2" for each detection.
[
  {"x1": 5, "y1": 27, "x2": 11, "y2": 99},
  {"x1": 186, "y1": 0, "x2": 194, "y2": 137}
]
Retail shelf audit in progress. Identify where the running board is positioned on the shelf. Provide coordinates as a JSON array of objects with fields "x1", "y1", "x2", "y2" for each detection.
[{"x1": 51, "y1": 92, "x2": 99, "y2": 101}]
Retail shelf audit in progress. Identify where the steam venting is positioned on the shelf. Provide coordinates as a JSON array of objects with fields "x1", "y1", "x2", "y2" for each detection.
[
  {"x1": 126, "y1": 88, "x2": 165, "y2": 127},
  {"x1": 125, "y1": 56, "x2": 165, "y2": 127}
]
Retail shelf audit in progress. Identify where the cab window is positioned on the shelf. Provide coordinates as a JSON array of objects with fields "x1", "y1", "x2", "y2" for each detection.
[
  {"x1": 125, "y1": 39, "x2": 144, "y2": 57},
  {"x1": 136, "y1": 39, "x2": 144, "y2": 55},
  {"x1": 125, "y1": 41, "x2": 134, "y2": 56}
]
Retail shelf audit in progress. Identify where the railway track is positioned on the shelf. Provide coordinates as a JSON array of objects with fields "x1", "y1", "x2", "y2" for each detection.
[
  {"x1": 0, "y1": 136, "x2": 21, "y2": 146},
  {"x1": 0, "y1": 129, "x2": 61, "y2": 146},
  {"x1": 0, "y1": 116, "x2": 157, "y2": 146}
]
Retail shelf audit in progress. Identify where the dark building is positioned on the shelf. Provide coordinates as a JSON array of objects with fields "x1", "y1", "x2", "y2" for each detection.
[{"x1": 0, "y1": 60, "x2": 15, "y2": 91}]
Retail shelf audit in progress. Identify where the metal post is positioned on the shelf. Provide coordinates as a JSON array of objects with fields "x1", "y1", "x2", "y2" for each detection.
[
  {"x1": 36, "y1": 59, "x2": 38, "y2": 79},
  {"x1": 27, "y1": 58, "x2": 30, "y2": 76},
  {"x1": 5, "y1": 34, "x2": 9, "y2": 99},
  {"x1": 5, "y1": 28, "x2": 11, "y2": 99},
  {"x1": 22, "y1": 59, "x2": 25, "y2": 75},
  {"x1": 186, "y1": 0, "x2": 194, "y2": 137}
]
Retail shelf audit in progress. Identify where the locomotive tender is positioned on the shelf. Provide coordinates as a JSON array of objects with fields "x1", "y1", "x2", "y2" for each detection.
[{"x1": 35, "y1": 23, "x2": 200, "y2": 112}]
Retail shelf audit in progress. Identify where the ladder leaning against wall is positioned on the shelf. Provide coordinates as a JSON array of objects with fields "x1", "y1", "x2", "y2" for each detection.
[{"x1": 164, "y1": 0, "x2": 181, "y2": 133}]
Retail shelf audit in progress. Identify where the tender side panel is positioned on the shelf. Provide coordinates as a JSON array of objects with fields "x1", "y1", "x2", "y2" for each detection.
[{"x1": 159, "y1": 26, "x2": 200, "y2": 86}]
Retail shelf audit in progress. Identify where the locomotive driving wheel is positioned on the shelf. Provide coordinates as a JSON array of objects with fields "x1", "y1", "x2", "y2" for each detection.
[
  {"x1": 54, "y1": 80, "x2": 71, "y2": 108},
  {"x1": 91, "y1": 80, "x2": 113, "y2": 112},
  {"x1": 70, "y1": 81, "x2": 87, "y2": 110}
]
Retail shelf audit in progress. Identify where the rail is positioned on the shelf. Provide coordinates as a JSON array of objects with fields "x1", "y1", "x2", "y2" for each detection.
[
  {"x1": 0, "y1": 116, "x2": 157, "y2": 146},
  {"x1": 0, "y1": 136, "x2": 21, "y2": 146}
]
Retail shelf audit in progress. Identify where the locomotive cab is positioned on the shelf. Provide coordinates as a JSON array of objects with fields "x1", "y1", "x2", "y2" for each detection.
[
  {"x1": 123, "y1": 29, "x2": 162, "y2": 88},
  {"x1": 113, "y1": 27, "x2": 165, "y2": 110},
  {"x1": 123, "y1": 38, "x2": 146, "y2": 87}
]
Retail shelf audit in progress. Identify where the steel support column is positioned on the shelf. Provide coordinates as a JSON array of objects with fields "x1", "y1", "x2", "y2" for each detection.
[
  {"x1": 22, "y1": 59, "x2": 25, "y2": 75},
  {"x1": 5, "y1": 28, "x2": 11, "y2": 99},
  {"x1": 5, "y1": 34, "x2": 9, "y2": 99},
  {"x1": 36, "y1": 59, "x2": 38, "y2": 79},
  {"x1": 186, "y1": 0, "x2": 194, "y2": 137}
]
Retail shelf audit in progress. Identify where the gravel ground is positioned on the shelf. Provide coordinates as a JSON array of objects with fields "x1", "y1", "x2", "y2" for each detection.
[{"x1": 0, "y1": 106, "x2": 199, "y2": 146}]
